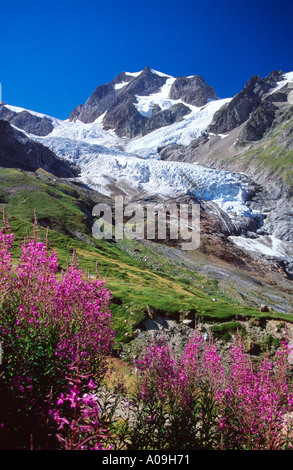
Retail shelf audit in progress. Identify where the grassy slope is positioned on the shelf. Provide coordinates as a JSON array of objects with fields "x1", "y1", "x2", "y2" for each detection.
[
  {"x1": 1, "y1": 167, "x2": 292, "y2": 350},
  {"x1": 227, "y1": 106, "x2": 293, "y2": 192}
]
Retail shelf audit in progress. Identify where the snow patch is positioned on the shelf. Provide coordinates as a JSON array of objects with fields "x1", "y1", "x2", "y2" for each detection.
[
  {"x1": 4, "y1": 104, "x2": 57, "y2": 120},
  {"x1": 125, "y1": 69, "x2": 173, "y2": 79},
  {"x1": 228, "y1": 235, "x2": 293, "y2": 259},
  {"x1": 125, "y1": 70, "x2": 143, "y2": 77},
  {"x1": 269, "y1": 71, "x2": 293, "y2": 95},
  {"x1": 150, "y1": 69, "x2": 173, "y2": 78},
  {"x1": 128, "y1": 98, "x2": 231, "y2": 157},
  {"x1": 134, "y1": 77, "x2": 178, "y2": 117},
  {"x1": 284, "y1": 71, "x2": 293, "y2": 82},
  {"x1": 114, "y1": 81, "x2": 129, "y2": 90}
]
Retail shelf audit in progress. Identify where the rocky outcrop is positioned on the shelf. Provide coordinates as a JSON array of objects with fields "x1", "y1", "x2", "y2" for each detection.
[
  {"x1": 142, "y1": 103, "x2": 191, "y2": 136},
  {"x1": 208, "y1": 71, "x2": 283, "y2": 134},
  {"x1": 71, "y1": 67, "x2": 169, "y2": 136},
  {"x1": 102, "y1": 93, "x2": 148, "y2": 138},
  {"x1": 238, "y1": 101, "x2": 277, "y2": 142},
  {"x1": 0, "y1": 105, "x2": 53, "y2": 136},
  {"x1": 121, "y1": 66, "x2": 167, "y2": 97},
  {"x1": 169, "y1": 75, "x2": 218, "y2": 107},
  {"x1": 70, "y1": 83, "x2": 116, "y2": 124},
  {"x1": 0, "y1": 119, "x2": 78, "y2": 177},
  {"x1": 69, "y1": 67, "x2": 167, "y2": 125},
  {"x1": 103, "y1": 100, "x2": 191, "y2": 138},
  {"x1": 101, "y1": 68, "x2": 192, "y2": 137}
]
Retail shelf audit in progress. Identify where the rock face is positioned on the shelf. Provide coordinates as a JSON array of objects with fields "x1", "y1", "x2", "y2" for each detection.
[
  {"x1": 70, "y1": 67, "x2": 167, "y2": 126},
  {"x1": 102, "y1": 93, "x2": 148, "y2": 138},
  {"x1": 121, "y1": 66, "x2": 167, "y2": 96},
  {"x1": 169, "y1": 75, "x2": 218, "y2": 106},
  {"x1": 237, "y1": 101, "x2": 277, "y2": 142},
  {"x1": 157, "y1": 70, "x2": 293, "y2": 255},
  {"x1": 0, "y1": 119, "x2": 78, "y2": 177},
  {"x1": 208, "y1": 71, "x2": 283, "y2": 134},
  {"x1": 141, "y1": 103, "x2": 191, "y2": 136},
  {"x1": 70, "y1": 67, "x2": 171, "y2": 137},
  {"x1": 70, "y1": 66, "x2": 217, "y2": 138},
  {"x1": 70, "y1": 72, "x2": 133, "y2": 124},
  {"x1": 0, "y1": 105, "x2": 53, "y2": 136}
]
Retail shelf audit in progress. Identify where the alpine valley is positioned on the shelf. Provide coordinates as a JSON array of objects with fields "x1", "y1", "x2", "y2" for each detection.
[{"x1": 1, "y1": 66, "x2": 293, "y2": 353}]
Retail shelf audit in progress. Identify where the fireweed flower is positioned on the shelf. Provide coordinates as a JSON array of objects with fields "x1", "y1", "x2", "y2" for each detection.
[
  {"x1": 51, "y1": 372, "x2": 113, "y2": 450},
  {"x1": 0, "y1": 212, "x2": 115, "y2": 449},
  {"x1": 218, "y1": 336, "x2": 293, "y2": 449},
  {"x1": 1, "y1": 211, "x2": 293, "y2": 450}
]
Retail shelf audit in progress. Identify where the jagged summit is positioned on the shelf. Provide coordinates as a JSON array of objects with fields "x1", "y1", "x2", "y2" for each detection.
[
  {"x1": 208, "y1": 70, "x2": 285, "y2": 136},
  {"x1": 0, "y1": 67, "x2": 292, "y2": 276},
  {"x1": 69, "y1": 66, "x2": 167, "y2": 125},
  {"x1": 69, "y1": 67, "x2": 218, "y2": 137}
]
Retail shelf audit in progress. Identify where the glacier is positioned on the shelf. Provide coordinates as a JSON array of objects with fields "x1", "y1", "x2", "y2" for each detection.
[
  {"x1": 6, "y1": 67, "x2": 293, "y2": 260},
  {"x1": 29, "y1": 92, "x2": 257, "y2": 224}
]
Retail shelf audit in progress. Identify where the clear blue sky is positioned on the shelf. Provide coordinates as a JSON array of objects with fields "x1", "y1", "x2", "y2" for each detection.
[{"x1": 0, "y1": 0, "x2": 292, "y2": 120}]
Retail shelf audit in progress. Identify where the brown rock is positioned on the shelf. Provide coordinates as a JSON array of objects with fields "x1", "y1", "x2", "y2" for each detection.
[
  {"x1": 146, "y1": 304, "x2": 154, "y2": 320},
  {"x1": 259, "y1": 305, "x2": 270, "y2": 312},
  {"x1": 246, "y1": 342, "x2": 261, "y2": 355}
]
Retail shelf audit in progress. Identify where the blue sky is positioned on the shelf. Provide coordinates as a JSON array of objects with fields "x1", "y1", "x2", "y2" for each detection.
[{"x1": 0, "y1": 0, "x2": 292, "y2": 119}]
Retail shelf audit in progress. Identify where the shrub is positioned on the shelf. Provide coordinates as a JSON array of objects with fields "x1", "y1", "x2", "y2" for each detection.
[
  {"x1": 1, "y1": 209, "x2": 293, "y2": 450},
  {"x1": 0, "y1": 210, "x2": 114, "y2": 449},
  {"x1": 129, "y1": 333, "x2": 293, "y2": 450},
  {"x1": 210, "y1": 321, "x2": 244, "y2": 341}
]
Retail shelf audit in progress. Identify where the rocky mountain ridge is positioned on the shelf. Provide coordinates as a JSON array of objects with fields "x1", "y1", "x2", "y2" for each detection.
[
  {"x1": 0, "y1": 66, "x2": 292, "y2": 283},
  {"x1": 0, "y1": 105, "x2": 54, "y2": 136},
  {"x1": 208, "y1": 71, "x2": 284, "y2": 135},
  {"x1": 0, "y1": 119, "x2": 78, "y2": 177},
  {"x1": 69, "y1": 66, "x2": 218, "y2": 138},
  {"x1": 159, "y1": 71, "x2": 293, "y2": 191}
]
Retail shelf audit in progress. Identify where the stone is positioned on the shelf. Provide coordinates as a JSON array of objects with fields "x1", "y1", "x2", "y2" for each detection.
[
  {"x1": 246, "y1": 341, "x2": 261, "y2": 355},
  {"x1": 259, "y1": 305, "x2": 270, "y2": 312},
  {"x1": 146, "y1": 304, "x2": 154, "y2": 319},
  {"x1": 182, "y1": 319, "x2": 193, "y2": 326}
]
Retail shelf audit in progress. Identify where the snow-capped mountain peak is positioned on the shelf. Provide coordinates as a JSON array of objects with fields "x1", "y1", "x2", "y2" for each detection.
[{"x1": 1, "y1": 67, "x2": 293, "y2": 268}]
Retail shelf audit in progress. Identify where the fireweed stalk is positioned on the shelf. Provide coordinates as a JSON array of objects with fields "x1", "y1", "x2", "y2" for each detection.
[
  {"x1": 130, "y1": 333, "x2": 293, "y2": 450},
  {"x1": 219, "y1": 337, "x2": 293, "y2": 449},
  {"x1": 0, "y1": 210, "x2": 293, "y2": 450},
  {"x1": 0, "y1": 212, "x2": 114, "y2": 449},
  {"x1": 130, "y1": 334, "x2": 225, "y2": 450},
  {"x1": 50, "y1": 360, "x2": 113, "y2": 450},
  {"x1": 0, "y1": 208, "x2": 14, "y2": 299}
]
